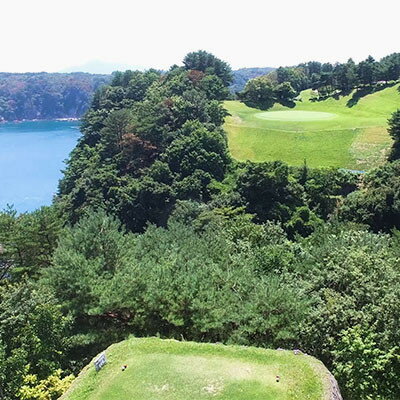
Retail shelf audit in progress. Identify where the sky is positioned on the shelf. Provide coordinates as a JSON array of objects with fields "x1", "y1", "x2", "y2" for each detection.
[{"x1": 1, "y1": 0, "x2": 399, "y2": 73}]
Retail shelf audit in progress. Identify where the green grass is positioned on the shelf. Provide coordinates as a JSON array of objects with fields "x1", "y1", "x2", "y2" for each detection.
[
  {"x1": 224, "y1": 84, "x2": 400, "y2": 169},
  {"x1": 62, "y1": 338, "x2": 330, "y2": 400},
  {"x1": 255, "y1": 111, "x2": 337, "y2": 121}
]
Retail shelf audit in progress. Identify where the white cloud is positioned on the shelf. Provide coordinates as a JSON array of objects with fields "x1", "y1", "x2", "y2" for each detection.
[{"x1": 1, "y1": 0, "x2": 399, "y2": 72}]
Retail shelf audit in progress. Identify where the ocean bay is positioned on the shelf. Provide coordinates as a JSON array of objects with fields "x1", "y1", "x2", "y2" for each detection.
[{"x1": 0, "y1": 120, "x2": 80, "y2": 212}]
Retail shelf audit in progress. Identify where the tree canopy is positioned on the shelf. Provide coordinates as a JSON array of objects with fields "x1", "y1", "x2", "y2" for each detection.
[{"x1": 57, "y1": 52, "x2": 231, "y2": 232}]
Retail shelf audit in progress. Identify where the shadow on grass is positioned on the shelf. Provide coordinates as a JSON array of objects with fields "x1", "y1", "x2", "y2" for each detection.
[
  {"x1": 346, "y1": 82, "x2": 398, "y2": 107},
  {"x1": 310, "y1": 90, "x2": 341, "y2": 102},
  {"x1": 310, "y1": 81, "x2": 399, "y2": 105}
]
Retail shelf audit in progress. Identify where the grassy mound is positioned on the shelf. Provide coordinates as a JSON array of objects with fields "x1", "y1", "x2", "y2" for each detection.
[
  {"x1": 61, "y1": 338, "x2": 332, "y2": 400},
  {"x1": 224, "y1": 84, "x2": 400, "y2": 169}
]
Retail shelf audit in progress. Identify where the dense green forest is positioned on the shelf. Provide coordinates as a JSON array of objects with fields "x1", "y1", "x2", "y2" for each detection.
[
  {"x1": 1, "y1": 50, "x2": 400, "y2": 400},
  {"x1": 0, "y1": 73, "x2": 110, "y2": 121}
]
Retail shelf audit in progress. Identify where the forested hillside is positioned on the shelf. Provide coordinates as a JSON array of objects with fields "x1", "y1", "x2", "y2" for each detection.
[
  {"x1": 0, "y1": 72, "x2": 110, "y2": 121},
  {"x1": 1, "y1": 51, "x2": 400, "y2": 400},
  {"x1": 230, "y1": 67, "x2": 275, "y2": 93}
]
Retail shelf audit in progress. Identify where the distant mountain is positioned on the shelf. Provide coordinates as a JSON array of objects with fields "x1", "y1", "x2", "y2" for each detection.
[
  {"x1": 231, "y1": 67, "x2": 275, "y2": 93},
  {"x1": 61, "y1": 60, "x2": 146, "y2": 75},
  {"x1": 0, "y1": 72, "x2": 111, "y2": 121}
]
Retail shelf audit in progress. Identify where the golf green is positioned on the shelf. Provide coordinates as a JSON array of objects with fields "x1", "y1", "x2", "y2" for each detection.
[
  {"x1": 256, "y1": 110, "x2": 337, "y2": 122},
  {"x1": 224, "y1": 84, "x2": 400, "y2": 169}
]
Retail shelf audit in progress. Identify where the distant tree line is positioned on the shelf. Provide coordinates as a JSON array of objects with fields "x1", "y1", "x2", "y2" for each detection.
[
  {"x1": 275, "y1": 53, "x2": 400, "y2": 94},
  {"x1": 240, "y1": 52, "x2": 400, "y2": 109},
  {"x1": 0, "y1": 72, "x2": 111, "y2": 121}
]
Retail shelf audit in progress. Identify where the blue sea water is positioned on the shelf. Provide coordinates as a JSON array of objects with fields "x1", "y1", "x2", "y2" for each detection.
[{"x1": 0, "y1": 120, "x2": 80, "y2": 212}]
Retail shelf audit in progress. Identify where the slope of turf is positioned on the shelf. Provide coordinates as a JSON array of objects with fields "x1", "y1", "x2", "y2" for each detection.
[
  {"x1": 61, "y1": 338, "x2": 333, "y2": 400},
  {"x1": 224, "y1": 84, "x2": 400, "y2": 169},
  {"x1": 256, "y1": 111, "x2": 337, "y2": 122}
]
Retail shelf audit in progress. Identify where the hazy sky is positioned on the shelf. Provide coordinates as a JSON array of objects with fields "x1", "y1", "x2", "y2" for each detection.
[{"x1": 2, "y1": 0, "x2": 399, "y2": 73}]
